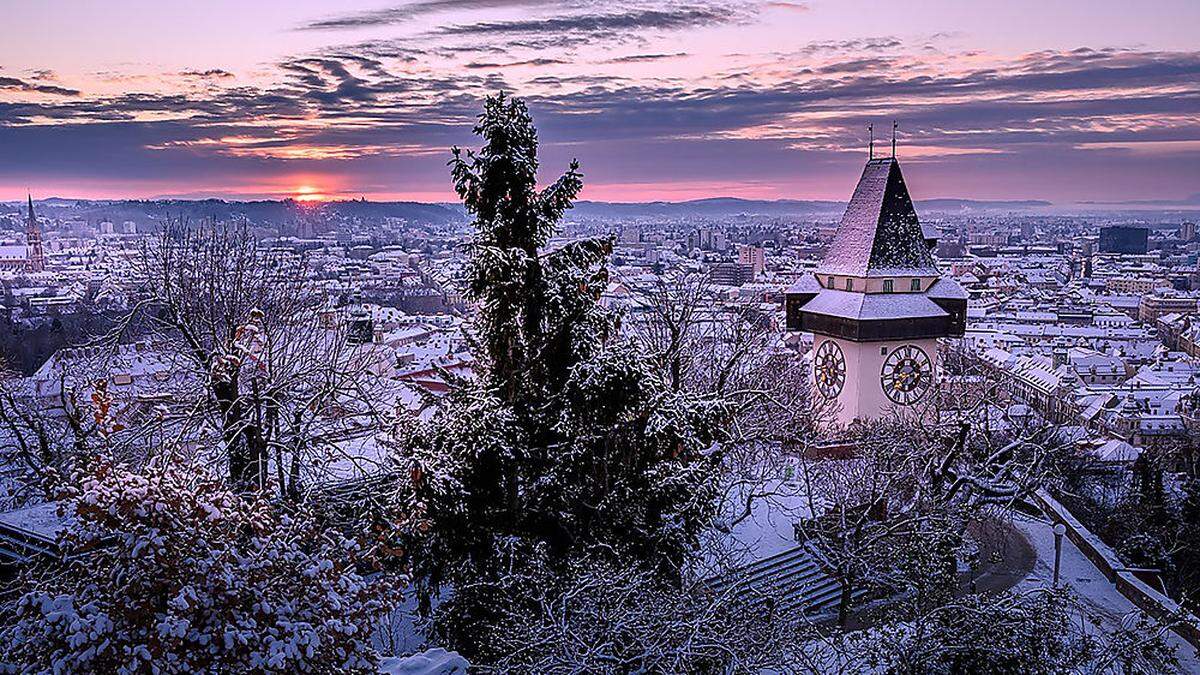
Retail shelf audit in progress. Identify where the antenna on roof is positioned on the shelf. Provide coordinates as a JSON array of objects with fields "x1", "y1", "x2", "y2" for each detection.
[
  {"x1": 891, "y1": 120, "x2": 898, "y2": 158},
  {"x1": 868, "y1": 123, "x2": 874, "y2": 160}
]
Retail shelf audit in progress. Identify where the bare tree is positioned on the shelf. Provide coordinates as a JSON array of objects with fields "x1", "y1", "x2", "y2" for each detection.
[
  {"x1": 0, "y1": 366, "x2": 129, "y2": 506},
  {"x1": 625, "y1": 272, "x2": 837, "y2": 550},
  {"x1": 793, "y1": 378, "x2": 1074, "y2": 626},
  {"x1": 477, "y1": 556, "x2": 820, "y2": 674},
  {"x1": 850, "y1": 587, "x2": 1182, "y2": 674},
  {"x1": 111, "y1": 220, "x2": 383, "y2": 496},
  {"x1": 627, "y1": 272, "x2": 791, "y2": 405}
]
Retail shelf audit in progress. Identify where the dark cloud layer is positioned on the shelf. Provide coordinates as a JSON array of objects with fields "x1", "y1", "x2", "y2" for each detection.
[
  {"x1": 439, "y1": 5, "x2": 744, "y2": 37},
  {"x1": 464, "y1": 58, "x2": 569, "y2": 69},
  {"x1": 179, "y1": 69, "x2": 235, "y2": 79},
  {"x1": 0, "y1": 76, "x2": 79, "y2": 97},
  {"x1": 604, "y1": 52, "x2": 689, "y2": 63},
  {"x1": 301, "y1": 0, "x2": 561, "y2": 30}
]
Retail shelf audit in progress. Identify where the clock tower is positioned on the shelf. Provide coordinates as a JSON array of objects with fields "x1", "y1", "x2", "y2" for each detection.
[{"x1": 785, "y1": 157, "x2": 966, "y2": 427}]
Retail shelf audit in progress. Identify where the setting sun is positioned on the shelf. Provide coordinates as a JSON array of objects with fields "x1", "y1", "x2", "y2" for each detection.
[{"x1": 293, "y1": 185, "x2": 328, "y2": 202}]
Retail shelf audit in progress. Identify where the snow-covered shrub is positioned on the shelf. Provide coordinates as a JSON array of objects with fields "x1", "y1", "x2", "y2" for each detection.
[
  {"x1": 1, "y1": 459, "x2": 400, "y2": 673},
  {"x1": 477, "y1": 556, "x2": 809, "y2": 673},
  {"x1": 1119, "y1": 531, "x2": 1171, "y2": 571},
  {"x1": 854, "y1": 588, "x2": 1179, "y2": 674}
]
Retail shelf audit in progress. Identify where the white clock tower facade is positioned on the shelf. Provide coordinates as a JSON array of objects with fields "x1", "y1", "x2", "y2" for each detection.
[{"x1": 786, "y1": 157, "x2": 967, "y2": 428}]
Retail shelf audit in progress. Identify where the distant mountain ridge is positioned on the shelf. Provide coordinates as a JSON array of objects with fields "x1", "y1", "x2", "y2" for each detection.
[
  {"x1": 569, "y1": 198, "x2": 842, "y2": 218},
  {"x1": 568, "y1": 197, "x2": 1053, "y2": 218},
  {"x1": 3, "y1": 198, "x2": 463, "y2": 226},
  {"x1": 1080, "y1": 193, "x2": 1200, "y2": 207},
  {"x1": 5, "y1": 195, "x2": 1057, "y2": 225}
]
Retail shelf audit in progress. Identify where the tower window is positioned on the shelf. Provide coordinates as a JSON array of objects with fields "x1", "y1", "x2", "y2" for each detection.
[
  {"x1": 882, "y1": 279, "x2": 894, "y2": 292},
  {"x1": 910, "y1": 278, "x2": 922, "y2": 291},
  {"x1": 845, "y1": 278, "x2": 854, "y2": 291}
]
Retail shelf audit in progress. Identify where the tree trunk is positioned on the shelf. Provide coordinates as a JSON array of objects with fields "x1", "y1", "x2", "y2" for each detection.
[
  {"x1": 215, "y1": 377, "x2": 267, "y2": 492},
  {"x1": 837, "y1": 573, "x2": 854, "y2": 628},
  {"x1": 214, "y1": 378, "x2": 246, "y2": 489}
]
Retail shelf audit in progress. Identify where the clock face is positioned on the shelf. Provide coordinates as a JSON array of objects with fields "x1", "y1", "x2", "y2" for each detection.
[
  {"x1": 814, "y1": 339, "x2": 846, "y2": 399},
  {"x1": 880, "y1": 344, "x2": 933, "y2": 405}
]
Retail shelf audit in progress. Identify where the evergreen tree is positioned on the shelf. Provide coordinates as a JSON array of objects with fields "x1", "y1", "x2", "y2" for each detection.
[
  {"x1": 1176, "y1": 475, "x2": 1200, "y2": 607},
  {"x1": 393, "y1": 94, "x2": 730, "y2": 660}
]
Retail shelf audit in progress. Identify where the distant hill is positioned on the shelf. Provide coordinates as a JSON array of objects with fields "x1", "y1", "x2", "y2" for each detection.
[
  {"x1": 566, "y1": 197, "x2": 1052, "y2": 219},
  {"x1": 568, "y1": 198, "x2": 843, "y2": 219},
  {"x1": 1080, "y1": 193, "x2": 1200, "y2": 208},
  {"x1": 4, "y1": 198, "x2": 463, "y2": 226},
  {"x1": 6, "y1": 195, "x2": 1056, "y2": 225},
  {"x1": 915, "y1": 198, "x2": 1053, "y2": 212}
]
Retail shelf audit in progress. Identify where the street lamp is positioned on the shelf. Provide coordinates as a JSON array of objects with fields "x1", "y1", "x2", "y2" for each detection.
[{"x1": 1053, "y1": 522, "x2": 1068, "y2": 587}]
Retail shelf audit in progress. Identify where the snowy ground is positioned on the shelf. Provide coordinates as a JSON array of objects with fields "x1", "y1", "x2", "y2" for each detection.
[
  {"x1": 377, "y1": 649, "x2": 468, "y2": 674},
  {"x1": 1013, "y1": 514, "x2": 1200, "y2": 671},
  {"x1": 721, "y1": 478, "x2": 813, "y2": 561}
]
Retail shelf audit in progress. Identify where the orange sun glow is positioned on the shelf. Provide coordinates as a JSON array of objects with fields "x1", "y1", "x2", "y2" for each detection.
[{"x1": 294, "y1": 185, "x2": 329, "y2": 202}]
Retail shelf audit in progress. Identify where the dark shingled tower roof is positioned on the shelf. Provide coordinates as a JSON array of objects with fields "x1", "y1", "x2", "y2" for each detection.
[{"x1": 817, "y1": 157, "x2": 937, "y2": 278}]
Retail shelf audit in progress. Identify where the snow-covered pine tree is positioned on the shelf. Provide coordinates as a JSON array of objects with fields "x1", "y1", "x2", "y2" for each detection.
[
  {"x1": 393, "y1": 93, "x2": 731, "y2": 660},
  {"x1": 1177, "y1": 475, "x2": 1200, "y2": 606}
]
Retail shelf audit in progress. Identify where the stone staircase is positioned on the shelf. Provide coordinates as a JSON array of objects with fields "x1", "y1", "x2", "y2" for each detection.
[
  {"x1": 709, "y1": 544, "x2": 868, "y2": 617},
  {"x1": 0, "y1": 503, "x2": 61, "y2": 566}
]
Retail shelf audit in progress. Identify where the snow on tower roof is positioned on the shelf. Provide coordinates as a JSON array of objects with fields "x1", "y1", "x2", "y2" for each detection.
[
  {"x1": 801, "y1": 287, "x2": 948, "y2": 321},
  {"x1": 926, "y1": 277, "x2": 969, "y2": 301},
  {"x1": 817, "y1": 158, "x2": 938, "y2": 278}
]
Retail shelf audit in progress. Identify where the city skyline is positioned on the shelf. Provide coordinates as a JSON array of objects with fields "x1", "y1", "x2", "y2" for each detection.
[{"x1": 1, "y1": 0, "x2": 1198, "y2": 203}]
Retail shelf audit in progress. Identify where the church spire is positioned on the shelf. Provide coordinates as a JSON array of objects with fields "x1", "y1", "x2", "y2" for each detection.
[{"x1": 25, "y1": 193, "x2": 45, "y2": 273}]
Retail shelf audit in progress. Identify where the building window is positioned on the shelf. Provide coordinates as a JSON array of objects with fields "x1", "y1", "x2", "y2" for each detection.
[
  {"x1": 827, "y1": 276, "x2": 835, "y2": 288},
  {"x1": 910, "y1": 278, "x2": 922, "y2": 291},
  {"x1": 845, "y1": 278, "x2": 854, "y2": 291},
  {"x1": 881, "y1": 346, "x2": 888, "y2": 355},
  {"x1": 882, "y1": 279, "x2": 894, "y2": 292}
]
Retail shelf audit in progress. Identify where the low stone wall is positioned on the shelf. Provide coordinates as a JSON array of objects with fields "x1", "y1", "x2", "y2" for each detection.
[{"x1": 1032, "y1": 488, "x2": 1200, "y2": 649}]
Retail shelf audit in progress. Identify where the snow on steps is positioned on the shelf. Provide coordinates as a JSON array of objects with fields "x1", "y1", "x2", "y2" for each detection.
[
  {"x1": 0, "y1": 502, "x2": 62, "y2": 565},
  {"x1": 708, "y1": 544, "x2": 868, "y2": 616}
]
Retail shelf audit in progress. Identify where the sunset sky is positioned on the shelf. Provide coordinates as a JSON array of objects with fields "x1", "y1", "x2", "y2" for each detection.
[{"x1": 1, "y1": 0, "x2": 1198, "y2": 203}]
